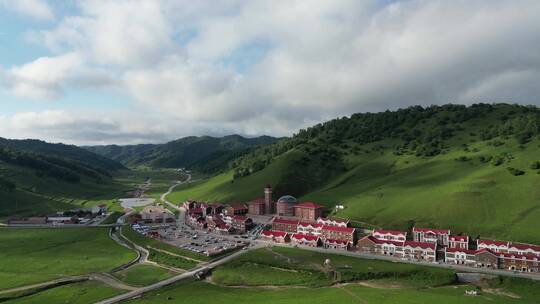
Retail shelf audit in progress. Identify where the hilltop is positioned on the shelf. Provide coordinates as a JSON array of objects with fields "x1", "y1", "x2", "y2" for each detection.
[
  {"x1": 84, "y1": 135, "x2": 280, "y2": 173},
  {"x1": 167, "y1": 104, "x2": 540, "y2": 244}
]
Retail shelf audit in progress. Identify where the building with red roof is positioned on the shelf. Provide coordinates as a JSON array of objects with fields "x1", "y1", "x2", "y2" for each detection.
[
  {"x1": 499, "y1": 252, "x2": 539, "y2": 272},
  {"x1": 477, "y1": 239, "x2": 510, "y2": 253},
  {"x1": 260, "y1": 230, "x2": 290, "y2": 243},
  {"x1": 401, "y1": 241, "x2": 437, "y2": 262},
  {"x1": 291, "y1": 233, "x2": 321, "y2": 247},
  {"x1": 297, "y1": 221, "x2": 323, "y2": 235},
  {"x1": 294, "y1": 202, "x2": 324, "y2": 221},
  {"x1": 321, "y1": 225, "x2": 356, "y2": 243},
  {"x1": 272, "y1": 218, "x2": 300, "y2": 233},
  {"x1": 372, "y1": 229, "x2": 407, "y2": 242},
  {"x1": 232, "y1": 215, "x2": 253, "y2": 233},
  {"x1": 248, "y1": 197, "x2": 266, "y2": 215},
  {"x1": 324, "y1": 239, "x2": 350, "y2": 250},
  {"x1": 448, "y1": 235, "x2": 469, "y2": 250},
  {"x1": 507, "y1": 243, "x2": 540, "y2": 257},
  {"x1": 412, "y1": 227, "x2": 450, "y2": 246}
]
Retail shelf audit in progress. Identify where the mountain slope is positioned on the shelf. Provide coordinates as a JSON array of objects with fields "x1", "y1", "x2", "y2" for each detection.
[
  {"x1": 0, "y1": 139, "x2": 129, "y2": 218},
  {"x1": 167, "y1": 104, "x2": 540, "y2": 244},
  {"x1": 85, "y1": 135, "x2": 280, "y2": 171}
]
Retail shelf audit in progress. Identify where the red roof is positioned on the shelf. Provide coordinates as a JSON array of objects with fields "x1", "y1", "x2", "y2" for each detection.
[
  {"x1": 230, "y1": 204, "x2": 248, "y2": 210},
  {"x1": 446, "y1": 248, "x2": 477, "y2": 254},
  {"x1": 273, "y1": 218, "x2": 300, "y2": 225},
  {"x1": 217, "y1": 224, "x2": 231, "y2": 230},
  {"x1": 322, "y1": 225, "x2": 355, "y2": 234},
  {"x1": 477, "y1": 239, "x2": 509, "y2": 247},
  {"x1": 373, "y1": 229, "x2": 407, "y2": 236},
  {"x1": 509, "y1": 243, "x2": 540, "y2": 252},
  {"x1": 449, "y1": 235, "x2": 469, "y2": 242},
  {"x1": 292, "y1": 233, "x2": 319, "y2": 242},
  {"x1": 413, "y1": 227, "x2": 450, "y2": 234},
  {"x1": 298, "y1": 221, "x2": 323, "y2": 228},
  {"x1": 294, "y1": 202, "x2": 324, "y2": 209},
  {"x1": 233, "y1": 215, "x2": 249, "y2": 222},
  {"x1": 404, "y1": 241, "x2": 436, "y2": 250},
  {"x1": 190, "y1": 207, "x2": 203, "y2": 214},
  {"x1": 499, "y1": 252, "x2": 539, "y2": 261},
  {"x1": 474, "y1": 248, "x2": 497, "y2": 256}
]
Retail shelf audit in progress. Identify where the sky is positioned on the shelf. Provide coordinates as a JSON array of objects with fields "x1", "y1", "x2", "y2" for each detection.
[{"x1": 1, "y1": 0, "x2": 540, "y2": 145}]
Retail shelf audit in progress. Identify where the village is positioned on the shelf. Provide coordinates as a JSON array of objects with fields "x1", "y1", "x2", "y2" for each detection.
[{"x1": 127, "y1": 184, "x2": 540, "y2": 275}]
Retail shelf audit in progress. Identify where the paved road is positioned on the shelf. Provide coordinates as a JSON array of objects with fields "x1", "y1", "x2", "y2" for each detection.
[
  {"x1": 95, "y1": 244, "x2": 263, "y2": 304},
  {"x1": 160, "y1": 173, "x2": 191, "y2": 227}
]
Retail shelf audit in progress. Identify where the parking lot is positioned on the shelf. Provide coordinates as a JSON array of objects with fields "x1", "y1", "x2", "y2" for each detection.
[{"x1": 132, "y1": 223, "x2": 247, "y2": 256}]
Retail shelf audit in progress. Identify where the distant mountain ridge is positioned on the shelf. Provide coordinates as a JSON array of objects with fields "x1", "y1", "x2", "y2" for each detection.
[{"x1": 84, "y1": 135, "x2": 281, "y2": 172}]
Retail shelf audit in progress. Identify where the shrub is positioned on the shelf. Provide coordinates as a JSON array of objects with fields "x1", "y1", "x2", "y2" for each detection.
[
  {"x1": 507, "y1": 167, "x2": 525, "y2": 176},
  {"x1": 491, "y1": 157, "x2": 504, "y2": 166},
  {"x1": 530, "y1": 161, "x2": 540, "y2": 170}
]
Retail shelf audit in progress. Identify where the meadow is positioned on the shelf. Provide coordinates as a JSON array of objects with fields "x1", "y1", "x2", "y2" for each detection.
[
  {"x1": 212, "y1": 247, "x2": 456, "y2": 287},
  {"x1": 0, "y1": 228, "x2": 137, "y2": 291},
  {"x1": 112, "y1": 264, "x2": 177, "y2": 287},
  {"x1": 0, "y1": 281, "x2": 124, "y2": 304},
  {"x1": 126, "y1": 279, "x2": 540, "y2": 304}
]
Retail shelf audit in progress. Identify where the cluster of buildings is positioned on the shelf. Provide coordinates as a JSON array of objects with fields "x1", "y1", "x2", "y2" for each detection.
[
  {"x1": 138, "y1": 205, "x2": 176, "y2": 223},
  {"x1": 183, "y1": 201, "x2": 253, "y2": 234},
  {"x1": 358, "y1": 227, "x2": 540, "y2": 273},
  {"x1": 262, "y1": 217, "x2": 356, "y2": 250},
  {"x1": 8, "y1": 205, "x2": 108, "y2": 225}
]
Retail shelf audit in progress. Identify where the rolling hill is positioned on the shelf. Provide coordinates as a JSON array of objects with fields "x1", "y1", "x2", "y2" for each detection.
[
  {"x1": 0, "y1": 138, "x2": 130, "y2": 218},
  {"x1": 166, "y1": 104, "x2": 540, "y2": 244},
  {"x1": 84, "y1": 135, "x2": 280, "y2": 172}
]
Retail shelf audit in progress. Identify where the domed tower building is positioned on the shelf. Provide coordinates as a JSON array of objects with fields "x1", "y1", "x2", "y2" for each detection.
[
  {"x1": 264, "y1": 184, "x2": 274, "y2": 214},
  {"x1": 276, "y1": 195, "x2": 298, "y2": 217}
]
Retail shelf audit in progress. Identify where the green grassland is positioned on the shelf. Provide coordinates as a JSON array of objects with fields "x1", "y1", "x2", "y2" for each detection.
[
  {"x1": 112, "y1": 264, "x2": 177, "y2": 287},
  {"x1": 147, "y1": 249, "x2": 198, "y2": 270},
  {"x1": 212, "y1": 247, "x2": 455, "y2": 287},
  {"x1": 0, "y1": 281, "x2": 124, "y2": 304},
  {"x1": 0, "y1": 228, "x2": 137, "y2": 291},
  {"x1": 126, "y1": 279, "x2": 540, "y2": 304},
  {"x1": 167, "y1": 107, "x2": 540, "y2": 244}
]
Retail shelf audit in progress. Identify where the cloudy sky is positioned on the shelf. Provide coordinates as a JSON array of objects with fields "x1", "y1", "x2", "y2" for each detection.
[{"x1": 1, "y1": 0, "x2": 539, "y2": 145}]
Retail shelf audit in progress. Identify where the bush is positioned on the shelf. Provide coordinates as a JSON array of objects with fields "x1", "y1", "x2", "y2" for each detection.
[
  {"x1": 491, "y1": 157, "x2": 504, "y2": 166},
  {"x1": 456, "y1": 156, "x2": 470, "y2": 162},
  {"x1": 530, "y1": 161, "x2": 540, "y2": 170},
  {"x1": 507, "y1": 167, "x2": 525, "y2": 176},
  {"x1": 479, "y1": 155, "x2": 492, "y2": 163}
]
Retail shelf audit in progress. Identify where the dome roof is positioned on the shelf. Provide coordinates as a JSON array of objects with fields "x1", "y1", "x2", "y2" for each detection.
[{"x1": 277, "y1": 195, "x2": 297, "y2": 204}]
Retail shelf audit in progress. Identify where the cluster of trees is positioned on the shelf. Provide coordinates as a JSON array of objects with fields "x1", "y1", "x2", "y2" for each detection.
[
  {"x1": 0, "y1": 177, "x2": 15, "y2": 192},
  {"x1": 232, "y1": 103, "x2": 536, "y2": 178}
]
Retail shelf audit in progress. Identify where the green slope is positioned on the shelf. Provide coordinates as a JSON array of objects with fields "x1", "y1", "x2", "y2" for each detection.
[
  {"x1": 167, "y1": 104, "x2": 540, "y2": 244},
  {"x1": 85, "y1": 135, "x2": 280, "y2": 172}
]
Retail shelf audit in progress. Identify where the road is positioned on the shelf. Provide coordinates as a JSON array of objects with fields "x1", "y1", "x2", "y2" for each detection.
[
  {"x1": 160, "y1": 173, "x2": 191, "y2": 227},
  {"x1": 95, "y1": 244, "x2": 263, "y2": 304}
]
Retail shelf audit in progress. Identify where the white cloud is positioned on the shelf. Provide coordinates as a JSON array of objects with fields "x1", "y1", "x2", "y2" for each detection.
[
  {"x1": 3, "y1": 0, "x2": 540, "y2": 144},
  {"x1": 0, "y1": 0, "x2": 54, "y2": 21},
  {"x1": 2, "y1": 53, "x2": 115, "y2": 99}
]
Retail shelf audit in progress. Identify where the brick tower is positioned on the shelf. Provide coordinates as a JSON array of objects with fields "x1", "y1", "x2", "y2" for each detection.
[{"x1": 264, "y1": 184, "x2": 274, "y2": 214}]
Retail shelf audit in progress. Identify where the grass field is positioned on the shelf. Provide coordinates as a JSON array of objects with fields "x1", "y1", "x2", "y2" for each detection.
[
  {"x1": 113, "y1": 264, "x2": 177, "y2": 287},
  {"x1": 0, "y1": 228, "x2": 137, "y2": 291},
  {"x1": 0, "y1": 281, "x2": 124, "y2": 304},
  {"x1": 167, "y1": 137, "x2": 540, "y2": 244},
  {"x1": 126, "y1": 279, "x2": 540, "y2": 304},
  {"x1": 122, "y1": 226, "x2": 208, "y2": 261},
  {"x1": 212, "y1": 247, "x2": 456, "y2": 287},
  {"x1": 147, "y1": 249, "x2": 198, "y2": 270}
]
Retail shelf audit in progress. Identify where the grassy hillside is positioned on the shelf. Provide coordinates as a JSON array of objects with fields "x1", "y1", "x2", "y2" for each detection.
[
  {"x1": 167, "y1": 104, "x2": 540, "y2": 244},
  {"x1": 85, "y1": 135, "x2": 280, "y2": 172}
]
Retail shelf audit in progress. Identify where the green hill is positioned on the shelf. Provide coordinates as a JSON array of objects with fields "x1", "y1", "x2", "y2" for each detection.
[
  {"x1": 0, "y1": 139, "x2": 131, "y2": 218},
  {"x1": 84, "y1": 135, "x2": 280, "y2": 172},
  {"x1": 167, "y1": 104, "x2": 540, "y2": 244}
]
